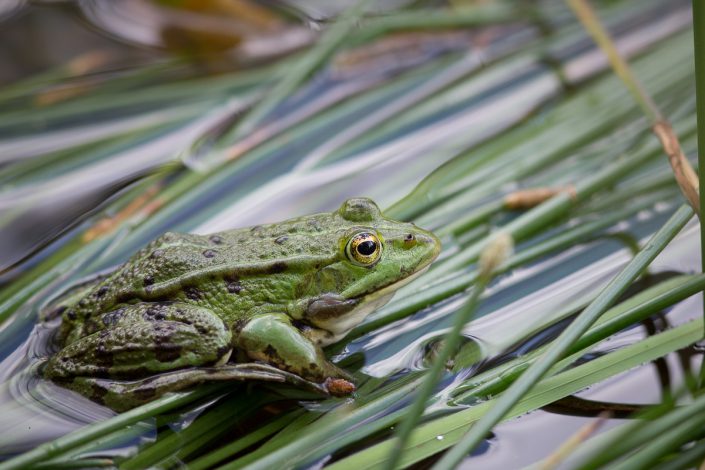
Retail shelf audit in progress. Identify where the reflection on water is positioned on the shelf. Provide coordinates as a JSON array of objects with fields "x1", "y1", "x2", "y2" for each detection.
[
  {"x1": 78, "y1": 0, "x2": 315, "y2": 60},
  {"x1": 0, "y1": 320, "x2": 118, "y2": 456}
]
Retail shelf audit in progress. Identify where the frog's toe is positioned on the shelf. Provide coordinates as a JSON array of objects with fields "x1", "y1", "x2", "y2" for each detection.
[{"x1": 324, "y1": 377, "x2": 356, "y2": 396}]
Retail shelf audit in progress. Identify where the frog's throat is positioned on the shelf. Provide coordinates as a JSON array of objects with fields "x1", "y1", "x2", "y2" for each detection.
[{"x1": 313, "y1": 266, "x2": 430, "y2": 346}]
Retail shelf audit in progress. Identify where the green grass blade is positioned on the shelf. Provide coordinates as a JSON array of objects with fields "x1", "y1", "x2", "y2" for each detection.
[
  {"x1": 221, "y1": 1, "x2": 367, "y2": 145},
  {"x1": 385, "y1": 274, "x2": 490, "y2": 470},
  {"x1": 431, "y1": 205, "x2": 694, "y2": 469},
  {"x1": 0, "y1": 387, "x2": 222, "y2": 470},
  {"x1": 329, "y1": 317, "x2": 704, "y2": 469},
  {"x1": 693, "y1": 0, "x2": 705, "y2": 385}
]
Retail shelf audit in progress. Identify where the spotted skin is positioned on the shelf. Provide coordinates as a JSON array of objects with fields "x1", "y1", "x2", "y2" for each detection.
[
  {"x1": 44, "y1": 303, "x2": 231, "y2": 381},
  {"x1": 42, "y1": 198, "x2": 441, "y2": 410}
]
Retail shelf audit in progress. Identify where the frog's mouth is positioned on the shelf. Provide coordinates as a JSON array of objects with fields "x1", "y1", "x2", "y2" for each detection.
[{"x1": 358, "y1": 265, "x2": 430, "y2": 302}]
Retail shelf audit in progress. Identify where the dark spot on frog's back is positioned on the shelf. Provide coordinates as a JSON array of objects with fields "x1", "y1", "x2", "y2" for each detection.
[
  {"x1": 251, "y1": 225, "x2": 265, "y2": 238},
  {"x1": 274, "y1": 236, "x2": 288, "y2": 245},
  {"x1": 151, "y1": 249, "x2": 164, "y2": 259},
  {"x1": 184, "y1": 286, "x2": 203, "y2": 300},
  {"x1": 152, "y1": 323, "x2": 183, "y2": 362},
  {"x1": 144, "y1": 275, "x2": 155, "y2": 286},
  {"x1": 95, "y1": 286, "x2": 109, "y2": 298},
  {"x1": 307, "y1": 219, "x2": 322, "y2": 231},
  {"x1": 143, "y1": 306, "x2": 166, "y2": 321},
  {"x1": 227, "y1": 282, "x2": 243, "y2": 294},
  {"x1": 209, "y1": 235, "x2": 223, "y2": 245},
  {"x1": 102, "y1": 308, "x2": 126, "y2": 326},
  {"x1": 225, "y1": 273, "x2": 242, "y2": 294},
  {"x1": 267, "y1": 261, "x2": 287, "y2": 274},
  {"x1": 203, "y1": 249, "x2": 217, "y2": 258}
]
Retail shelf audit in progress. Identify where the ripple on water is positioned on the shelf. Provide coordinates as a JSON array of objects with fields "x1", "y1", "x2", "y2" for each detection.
[{"x1": 0, "y1": 319, "x2": 146, "y2": 456}]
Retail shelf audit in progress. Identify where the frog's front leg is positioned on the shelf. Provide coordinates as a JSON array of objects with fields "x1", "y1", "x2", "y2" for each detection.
[
  {"x1": 235, "y1": 313, "x2": 355, "y2": 395},
  {"x1": 44, "y1": 302, "x2": 232, "y2": 384}
]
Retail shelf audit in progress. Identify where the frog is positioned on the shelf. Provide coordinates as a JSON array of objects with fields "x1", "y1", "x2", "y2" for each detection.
[{"x1": 41, "y1": 198, "x2": 441, "y2": 411}]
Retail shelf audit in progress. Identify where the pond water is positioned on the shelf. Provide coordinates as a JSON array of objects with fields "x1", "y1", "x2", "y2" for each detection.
[{"x1": 0, "y1": 0, "x2": 699, "y2": 468}]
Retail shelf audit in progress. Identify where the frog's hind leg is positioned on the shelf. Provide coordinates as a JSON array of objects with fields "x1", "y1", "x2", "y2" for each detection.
[
  {"x1": 44, "y1": 302, "x2": 233, "y2": 395},
  {"x1": 66, "y1": 363, "x2": 327, "y2": 411}
]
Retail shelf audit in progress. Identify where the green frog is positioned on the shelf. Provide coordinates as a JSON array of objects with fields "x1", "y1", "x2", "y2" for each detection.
[{"x1": 42, "y1": 198, "x2": 440, "y2": 410}]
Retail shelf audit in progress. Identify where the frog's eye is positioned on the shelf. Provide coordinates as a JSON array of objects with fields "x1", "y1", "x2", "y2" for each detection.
[{"x1": 345, "y1": 232, "x2": 382, "y2": 266}]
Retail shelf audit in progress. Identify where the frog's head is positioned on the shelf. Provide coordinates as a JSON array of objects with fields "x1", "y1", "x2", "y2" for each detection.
[{"x1": 300, "y1": 198, "x2": 441, "y2": 345}]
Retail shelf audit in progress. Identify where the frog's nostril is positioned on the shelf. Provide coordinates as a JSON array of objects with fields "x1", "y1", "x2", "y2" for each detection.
[{"x1": 402, "y1": 233, "x2": 417, "y2": 249}]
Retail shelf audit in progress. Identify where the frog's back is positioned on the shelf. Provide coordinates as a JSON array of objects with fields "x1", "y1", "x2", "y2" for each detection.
[
  {"x1": 50, "y1": 213, "x2": 342, "y2": 341},
  {"x1": 122, "y1": 214, "x2": 340, "y2": 293}
]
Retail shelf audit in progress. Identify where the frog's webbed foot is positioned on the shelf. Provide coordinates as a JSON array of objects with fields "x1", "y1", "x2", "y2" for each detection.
[
  {"x1": 235, "y1": 312, "x2": 356, "y2": 395},
  {"x1": 60, "y1": 363, "x2": 329, "y2": 412}
]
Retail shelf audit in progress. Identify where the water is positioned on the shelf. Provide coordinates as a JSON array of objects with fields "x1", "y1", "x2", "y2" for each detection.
[
  {"x1": 0, "y1": 0, "x2": 699, "y2": 467},
  {"x1": 0, "y1": 319, "x2": 119, "y2": 456}
]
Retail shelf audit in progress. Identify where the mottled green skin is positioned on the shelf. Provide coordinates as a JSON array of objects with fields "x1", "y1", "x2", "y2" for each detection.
[{"x1": 42, "y1": 198, "x2": 440, "y2": 410}]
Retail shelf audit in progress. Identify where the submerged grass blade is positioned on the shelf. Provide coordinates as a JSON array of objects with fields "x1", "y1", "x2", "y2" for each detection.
[{"x1": 538, "y1": 412, "x2": 610, "y2": 470}]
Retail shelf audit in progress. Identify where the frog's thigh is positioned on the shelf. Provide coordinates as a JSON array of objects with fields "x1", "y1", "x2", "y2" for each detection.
[
  {"x1": 45, "y1": 302, "x2": 232, "y2": 380},
  {"x1": 235, "y1": 313, "x2": 347, "y2": 383}
]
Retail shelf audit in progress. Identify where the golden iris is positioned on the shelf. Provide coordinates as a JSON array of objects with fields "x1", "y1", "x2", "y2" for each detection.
[{"x1": 346, "y1": 232, "x2": 382, "y2": 266}]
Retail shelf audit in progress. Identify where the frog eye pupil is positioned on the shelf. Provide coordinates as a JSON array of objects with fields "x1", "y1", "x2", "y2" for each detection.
[
  {"x1": 357, "y1": 240, "x2": 377, "y2": 256},
  {"x1": 345, "y1": 232, "x2": 382, "y2": 266}
]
